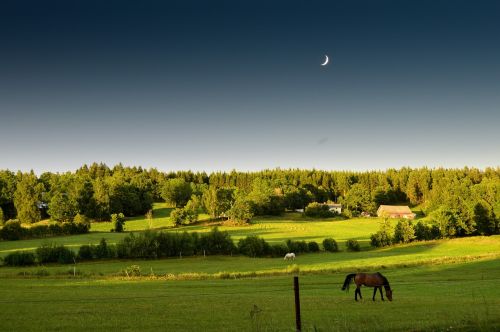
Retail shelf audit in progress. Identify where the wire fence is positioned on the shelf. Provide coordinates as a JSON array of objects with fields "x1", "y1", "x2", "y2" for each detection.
[{"x1": 2, "y1": 275, "x2": 500, "y2": 305}]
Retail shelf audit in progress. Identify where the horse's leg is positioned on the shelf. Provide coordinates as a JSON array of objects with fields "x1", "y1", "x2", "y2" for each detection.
[
  {"x1": 355, "y1": 287, "x2": 360, "y2": 301},
  {"x1": 359, "y1": 287, "x2": 362, "y2": 300},
  {"x1": 379, "y1": 287, "x2": 384, "y2": 301},
  {"x1": 372, "y1": 287, "x2": 377, "y2": 301}
]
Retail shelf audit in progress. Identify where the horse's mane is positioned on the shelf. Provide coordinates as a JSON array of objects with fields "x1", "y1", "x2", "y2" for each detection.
[{"x1": 377, "y1": 272, "x2": 390, "y2": 287}]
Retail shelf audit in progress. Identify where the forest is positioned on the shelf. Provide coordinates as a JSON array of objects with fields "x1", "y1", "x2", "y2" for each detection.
[{"x1": 0, "y1": 163, "x2": 498, "y2": 237}]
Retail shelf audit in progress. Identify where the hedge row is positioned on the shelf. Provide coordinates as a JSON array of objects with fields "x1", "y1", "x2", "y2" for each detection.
[
  {"x1": 2, "y1": 229, "x2": 352, "y2": 266},
  {"x1": 0, "y1": 220, "x2": 90, "y2": 241}
]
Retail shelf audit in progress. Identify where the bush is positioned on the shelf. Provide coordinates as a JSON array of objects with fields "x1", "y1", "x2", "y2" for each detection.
[
  {"x1": 414, "y1": 222, "x2": 441, "y2": 241},
  {"x1": 393, "y1": 219, "x2": 416, "y2": 244},
  {"x1": 238, "y1": 236, "x2": 270, "y2": 257},
  {"x1": 124, "y1": 265, "x2": 141, "y2": 277},
  {"x1": 370, "y1": 219, "x2": 393, "y2": 248},
  {"x1": 307, "y1": 241, "x2": 320, "y2": 252},
  {"x1": 77, "y1": 245, "x2": 94, "y2": 260},
  {"x1": 73, "y1": 214, "x2": 91, "y2": 233},
  {"x1": 322, "y1": 238, "x2": 339, "y2": 252},
  {"x1": 286, "y1": 239, "x2": 309, "y2": 253},
  {"x1": 170, "y1": 207, "x2": 197, "y2": 227},
  {"x1": 115, "y1": 228, "x2": 236, "y2": 259},
  {"x1": 0, "y1": 219, "x2": 89, "y2": 241},
  {"x1": 346, "y1": 239, "x2": 360, "y2": 251},
  {"x1": 112, "y1": 213, "x2": 125, "y2": 232},
  {"x1": 3, "y1": 251, "x2": 36, "y2": 266},
  {"x1": 304, "y1": 202, "x2": 335, "y2": 218},
  {"x1": 198, "y1": 228, "x2": 236, "y2": 255},
  {"x1": 0, "y1": 220, "x2": 25, "y2": 240},
  {"x1": 36, "y1": 243, "x2": 75, "y2": 264},
  {"x1": 270, "y1": 243, "x2": 289, "y2": 257},
  {"x1": 93, "y1": 238, "x2": 116, "y2": 259}
]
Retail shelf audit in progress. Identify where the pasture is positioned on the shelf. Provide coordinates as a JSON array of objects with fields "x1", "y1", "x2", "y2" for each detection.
[
  {"x1": 1, "y1": 205, "x2": 500, "y2": 331},
  {"x1": 0, "y1": 259, "x2": 499, "y2": 331},
  {"x1": 0, "y1": 207, "x2": 411, "y2": 257}
]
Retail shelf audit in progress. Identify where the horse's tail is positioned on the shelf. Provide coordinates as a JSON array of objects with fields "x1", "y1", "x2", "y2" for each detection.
[{"x1": 341, "y1": 273, "x2": 356, "y2": 291}]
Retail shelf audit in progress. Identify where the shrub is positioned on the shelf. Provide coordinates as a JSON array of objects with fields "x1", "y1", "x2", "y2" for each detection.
[
  {"x1": 198, "y1": 227, "x2": 236, "y2": 255},
  {"x1": 307, "y1": 241, "x2": 320, "y2": 252},
  {"x1": 270, "y1": 243, "x2": 289, "y2": 257},
  {"x1": 3, "y1": 251, "x2": 36, "y2": 266},
  {"x1": 117, "y1": 231, "x2": 160, "y2": 259},
  {"x1": 322, "y1": 238, "x2": 339, "y2": 252},
  {"x1": 171, "y1": 204, "x2": 198, "y2": 227},
  {"x1": 393, "y1": 219, "x2": 416, "y2": 244},
  {"x1": 0, "y1": 219, "x2": 89, "y2": 241},
  {"x1": 73, "y1": 214, "x2": 91, "y2": 233},
  {"x1": 115, "y1": 229, "x2": 229, "y2": 259},
  {"x1": 124, "y1": 265, "x2": 141, "y2": 277},
  {"x1": 304, "y1": 202, "x2": 335, "y2": 218},
  {"x1": 93, "y1": 238, "x2": 116, "y2": 259},
  {"x1": 112, "y1": 213, "x2": 125, "y2": 232},
  {"x1": 48, "y1": 223, "x2": 63, "y2": 235},
  {"x1": 370, "y1": 219, "x2": 393, "y2": 247},
  {"x1": 238, "y1": 236, "x2": 270, "y2": 257},
  {"x1": 78, "y1": 245, "x2": 94, "y2": 260},
  {"x1": 36, "y1": 243, "x2": 75, "y2": 264},
  {"x1": 346, "y1": 239, "x2": 360, "y2": 251},
  {"x1": 286, "y1": 239, "x2": 309, "y2": 253},
  {"x1": 414, "y1": 222, "x2": 441, "y2": 241},
  {"x1": 0, "y1": 220, "x2": 25, "y2": 240}
]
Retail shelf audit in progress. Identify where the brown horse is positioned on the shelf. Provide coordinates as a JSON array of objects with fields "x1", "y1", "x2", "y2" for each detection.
[{"x1": 341, "y1": 272, "x2": 393, "y2": 301}]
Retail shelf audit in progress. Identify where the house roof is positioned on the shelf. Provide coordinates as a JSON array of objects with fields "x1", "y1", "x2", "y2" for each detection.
[
  {"x1": 326, "y1": 203, "x2": 342, "y2": 208},
  {"x1": 377, "y1": 205, "x2": 412, "y2": 214}
]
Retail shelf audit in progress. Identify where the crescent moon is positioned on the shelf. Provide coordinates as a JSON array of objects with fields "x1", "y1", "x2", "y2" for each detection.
[{"x1": 321, "y1": 55, "x2": 329, "y2": 66}]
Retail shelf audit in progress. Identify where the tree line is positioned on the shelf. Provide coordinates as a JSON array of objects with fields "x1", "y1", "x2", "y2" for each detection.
[{"x1": 0, "y1": 164, "x2": 498, "y2": 236}]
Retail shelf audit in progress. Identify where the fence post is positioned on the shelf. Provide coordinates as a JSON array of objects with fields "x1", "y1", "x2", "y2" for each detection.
[{"x1": 294, "y1": 276, "x2": 301, "y2": 332}]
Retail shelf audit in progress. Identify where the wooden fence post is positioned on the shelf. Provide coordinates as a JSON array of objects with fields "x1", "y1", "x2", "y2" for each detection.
[{"x1": 294, "y1": 276, "x2": 301, "y2": 332}]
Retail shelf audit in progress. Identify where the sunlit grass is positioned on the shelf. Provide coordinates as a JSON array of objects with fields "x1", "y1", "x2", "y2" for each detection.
[
  {"x1": 0, "y1": 259, "x2": 498, "y2": 331},
  {"x1": 1, "y1": 236, "x2": 498, "y2": 279}
]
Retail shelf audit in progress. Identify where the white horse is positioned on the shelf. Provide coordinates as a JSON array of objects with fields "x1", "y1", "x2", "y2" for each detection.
[{"x1": 284, "y1": 253, "x2": 296, "y2": 260}]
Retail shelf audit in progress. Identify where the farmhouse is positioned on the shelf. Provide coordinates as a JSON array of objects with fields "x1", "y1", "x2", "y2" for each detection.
[{"x1": 377, "y1": 205, "x2": 416, "y2": 219}]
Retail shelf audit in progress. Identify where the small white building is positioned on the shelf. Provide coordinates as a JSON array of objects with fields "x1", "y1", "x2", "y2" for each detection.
[{"x1": 326, "y1": 203, "x2": 342, "y2": 214}]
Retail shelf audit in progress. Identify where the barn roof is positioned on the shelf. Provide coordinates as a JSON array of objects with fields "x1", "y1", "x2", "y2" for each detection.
[{"x1": 377, "y1": 205, "x2": 412, "y2": 214}]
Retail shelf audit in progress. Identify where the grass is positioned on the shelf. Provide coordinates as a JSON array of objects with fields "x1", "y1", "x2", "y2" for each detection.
[
  {"x1": 0, "y1": 211, "x2": 407, "y2": 257},
  {"x1": 0, "y1": 259, "x2": 498, "y2": 331},
  {"x1": 90, "y1": 202, "x2": 211, "y2": 232},
  {"x1": 2, "y1": 204, "x2": 500, "y2": 331},
  {"x1": 1, "y1": 236, "x2": 498, "y2": 279}
]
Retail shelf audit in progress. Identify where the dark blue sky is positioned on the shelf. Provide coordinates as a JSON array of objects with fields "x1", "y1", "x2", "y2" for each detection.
[{"x1": 1, "y1": 0, "x2": 499, "y2": 173}]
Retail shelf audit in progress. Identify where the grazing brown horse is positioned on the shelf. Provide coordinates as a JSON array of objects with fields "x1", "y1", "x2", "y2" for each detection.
[{"x1": 341, "y1": 272, "x2": 393, "y2": 301}]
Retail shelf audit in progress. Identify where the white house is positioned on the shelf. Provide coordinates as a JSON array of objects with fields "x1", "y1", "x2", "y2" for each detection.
[{"x1": 326, "y1": 203, "x2": 342, "y2": 214}]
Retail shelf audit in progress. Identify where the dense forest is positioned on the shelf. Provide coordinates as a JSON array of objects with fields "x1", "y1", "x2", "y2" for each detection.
[{"x1": 0, "y1": 164, "x2": 499, "y2": 236}]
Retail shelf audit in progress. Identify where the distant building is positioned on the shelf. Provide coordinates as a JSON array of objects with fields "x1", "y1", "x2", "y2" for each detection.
[
  {"x1": 377, "y1": 205, "x2": 415, "y2": 219},
  {"x1": 326, "y1": 203, "x2": 342, "y2": 214}
]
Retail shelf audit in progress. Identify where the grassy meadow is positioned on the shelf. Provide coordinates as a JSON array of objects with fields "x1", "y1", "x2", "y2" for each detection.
[
  {"x1": 1, "y1": 204, "x2": 500, "y2": 331},
  {"x1": 1, "y1": 204, "x2": 413, "y2": 257},
  {"x1": 0, "y1": 259, "x2": 498, "y2": 331}
]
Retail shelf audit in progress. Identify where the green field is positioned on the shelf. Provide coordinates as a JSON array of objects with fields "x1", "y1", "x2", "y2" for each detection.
[
  {"x1": 0, "y1": 209, "x2": 409, "y2": 257},
  {"x1": 1, "y1": 205, "x2": 500, "y2": 331},
  {"x1": 0, "y1": 259, "x2": 499, "y2": 331}
]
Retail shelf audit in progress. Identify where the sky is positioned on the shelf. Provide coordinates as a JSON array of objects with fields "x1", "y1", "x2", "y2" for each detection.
[{"x1": 1, "y1": 0, "x2": 499, "y2": 173}]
